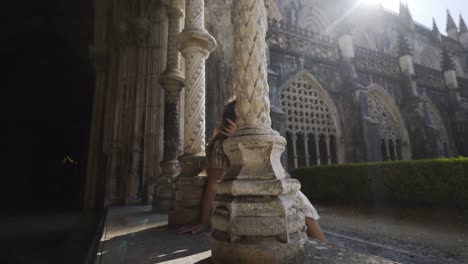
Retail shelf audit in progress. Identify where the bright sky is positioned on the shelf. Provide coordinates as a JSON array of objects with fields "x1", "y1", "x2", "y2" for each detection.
[{"x1": 365, "y1": 0, "x2": 467, "y2": 32}]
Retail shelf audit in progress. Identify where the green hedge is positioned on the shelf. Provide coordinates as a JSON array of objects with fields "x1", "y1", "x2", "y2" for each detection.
[{"x1": 292, "y1": 157, "x2": 468, "y2": 209}]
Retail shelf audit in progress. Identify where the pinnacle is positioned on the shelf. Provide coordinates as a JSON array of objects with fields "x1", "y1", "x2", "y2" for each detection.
[
  {"x1": 446, "y1": 9, "x2": 458, "y2": 31},
  {"x1": 441, "y1": 47, "x2": 455, "y2": 71},
  {"x1": 432, "y1": 18, "x2": 440, "y2": 34},
  {"x1": 399, "y1": 1, "x2": 412, "y2": 21},
  {"x1": 398, "y1": 32, "x2": 412, "y2": 56},
  {"x1": 460, "y1": 14, "x2": 468, "y2": 33}
]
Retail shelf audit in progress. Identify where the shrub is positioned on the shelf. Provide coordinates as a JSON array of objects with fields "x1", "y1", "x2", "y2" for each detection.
[{"x1": 291, "y1": 157, "x2": 468, "y2": 209}]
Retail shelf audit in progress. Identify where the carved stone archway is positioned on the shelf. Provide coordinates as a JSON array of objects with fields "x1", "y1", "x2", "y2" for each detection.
[
  {"x1": 366, "y1": 84, "x2": 412, "y2": 160},
  {"x1": 279, "y1": 70, "x2": 344, "y2": 168},
  {"x1": 424, "y1": 98, "x2": 450, "y2": 157}
]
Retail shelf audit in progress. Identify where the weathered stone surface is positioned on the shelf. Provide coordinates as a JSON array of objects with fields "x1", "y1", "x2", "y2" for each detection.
[{"x1": 212, "y1": 231, "x2": 306, "y2": 264}]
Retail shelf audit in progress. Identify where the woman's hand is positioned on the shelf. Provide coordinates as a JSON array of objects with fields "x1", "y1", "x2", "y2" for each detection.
[
  {"x1": 177, "y1": 223, "x2": 209, "y2": 234},
  {"x1": 220, "y1": 118, "x2": 237, "y2": 137}
]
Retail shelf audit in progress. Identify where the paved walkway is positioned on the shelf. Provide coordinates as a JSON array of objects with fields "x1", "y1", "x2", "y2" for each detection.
[
  {"x1": 97, "y1": 206, "x2": 211, "y2": 264},
  {"x1": 320, "y1": 206, "x2": 468, "y2": 264},
  {"x1": 97, "y1": 205, "x2": 468, "y2": 264}
]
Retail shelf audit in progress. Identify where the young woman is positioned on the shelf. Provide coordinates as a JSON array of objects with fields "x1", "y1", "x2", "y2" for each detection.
[{"x1": 177, "y1": 100, "x2": 326, "y2": 242}]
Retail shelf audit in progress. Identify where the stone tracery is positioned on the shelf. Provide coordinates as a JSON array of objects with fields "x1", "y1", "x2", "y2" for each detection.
[
  {"x1": 366, "y1": 86, "x2": 410, "y2": 161},
  {"x1": 425, "y1": 100, "x2": 450, "y2": 157},
  {"x1": 280, "y1": 71, "x2": 341, "y2": 167}
]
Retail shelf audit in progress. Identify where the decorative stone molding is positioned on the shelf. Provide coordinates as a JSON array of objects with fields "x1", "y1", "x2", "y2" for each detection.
[{"x1": 211, "y1": 1, "x2": 306, "y2": 263}]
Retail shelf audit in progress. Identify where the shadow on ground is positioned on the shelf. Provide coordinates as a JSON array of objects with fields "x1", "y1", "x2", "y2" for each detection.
[{"x1": 100, "y1": 224, "x2": 211, "y2": 264}]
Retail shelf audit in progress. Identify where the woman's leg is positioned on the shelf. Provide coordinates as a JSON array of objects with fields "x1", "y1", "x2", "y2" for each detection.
[{"x1": 305, "y1": 217, "x2": 327, "y2": 242}]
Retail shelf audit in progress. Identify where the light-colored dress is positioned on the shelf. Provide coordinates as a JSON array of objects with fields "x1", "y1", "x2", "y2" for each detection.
[{"x1": 207, "y1": 139, "x2": 320, "y2": 220}]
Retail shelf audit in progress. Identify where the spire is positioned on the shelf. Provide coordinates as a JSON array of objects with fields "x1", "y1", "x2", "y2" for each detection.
[
  {"x1": 460, "y1": 14, "x2": 468, "y2": 33},
  {"x1": 432, "y1": 18, "x2": 440, "y2": 34},
  {"x1": 398, "y1": 31, "x2": 412, "y2": 56},
  {"x1": 441, "y1": 47, "x2": 455, "y2": 71},
  {"x1": 446, "y1": 9, "x2": 458, "y2": 32},
  {"x1": 399, "y1": 1, "x2": 412, "y2": 22},
  {"x1": 432, "y1": 18, "x2": 442, "y2": 42}
]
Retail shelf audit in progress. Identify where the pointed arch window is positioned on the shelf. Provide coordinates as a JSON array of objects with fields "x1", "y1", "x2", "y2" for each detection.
[
  {"x1": 366, "y1": 86, "x2": 411, "y2": 161},
  {"x1": 425, "y1": 101, "x2": 450, "y2": 157},
  {"x1": 280, "y1": 72, "x2": 342, "y2": 168}
]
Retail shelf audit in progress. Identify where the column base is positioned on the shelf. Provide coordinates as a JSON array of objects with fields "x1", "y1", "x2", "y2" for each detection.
[
  {"x1": 211, "y1": 231, "x2": 306, "y2": 264},
  {"x1": 153, "y1": 160, "x2": 181, "y2": 212},
  {"x1": 169, "y1": 155, "x2": 207, "y2": 226},
  {"x1": 169, "y1": 175, "x2": 207, "y2": 226}
]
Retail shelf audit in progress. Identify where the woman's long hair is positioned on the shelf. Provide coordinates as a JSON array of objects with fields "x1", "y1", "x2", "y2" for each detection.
[{"x1": 206, "y1": 100, "x2": 237, "y2": 160}]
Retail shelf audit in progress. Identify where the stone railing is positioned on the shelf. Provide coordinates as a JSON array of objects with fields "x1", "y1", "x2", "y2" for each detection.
[
  {"x1": 267, "y1": 19, "x2": 340, "y2": 64},
  {"x1": 414, "y1": 64, "x2": 445, "y2": 90},
  {"x1": 354, "y1": 46, "x2": 399, "y2": 79}
]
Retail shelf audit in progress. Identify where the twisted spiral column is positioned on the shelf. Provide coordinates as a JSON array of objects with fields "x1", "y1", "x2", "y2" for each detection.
[
  {"x1": 177, "y1": 0, "x2": 216, "y2": 156},
  {"x1": 211, "y1": 1, "x2": 306, "y2": 263},
  {"x1": 154, "y1": 6, "x2": 185, "y2": 211},
  {"x1": 168, "y1": 0, "x2": 216, "y2": 226}
]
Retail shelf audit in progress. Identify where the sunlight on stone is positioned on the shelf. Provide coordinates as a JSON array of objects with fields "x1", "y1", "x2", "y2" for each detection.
[{"x1": 155, "y1": 250, "x2": 211, "y2": 264}]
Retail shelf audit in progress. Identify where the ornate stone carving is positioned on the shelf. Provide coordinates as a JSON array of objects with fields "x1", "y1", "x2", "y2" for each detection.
[
  {"x1": 232, "y1": 0, "x2": 272, "y2": 130},
  {"x1": 267, "y1": 20, "x2": 339, "y2": 66},
  {"x1": 181, "y1": 48, "x2": 209, "y2": 155},
  {"x1": 170, "y1": 0, "x2": 216, "y2": 224},
  {"x1": 424, "y1": 100, "x2": 449, "y2": 152},
  {"x1": 177, "y1": 0, "x2": 217, "y2": 156},
  {"x1": 354, "y1": 46, "x2": 400, "y2": 79},
  {"x1": 211, "y1": 1, "x2": 306, "y2": 263},
  {"x1": 280, "y1": 74, "x2": 338, "y2": 137},
  {"x1": 367, "y1": 93, "x2": 400, "y2": 141}
]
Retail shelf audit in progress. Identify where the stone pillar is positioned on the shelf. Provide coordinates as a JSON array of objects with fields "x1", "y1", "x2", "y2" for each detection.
[
  {"x1": 338, "y1": 33, "x2": 355, "y2": 59},
  {"x1": 145, "y1": 3, "x2": 168, "y2": 206},
  {"x1": 126, "y1": 16, "x2": 151, "y2": 205},
  {"x1": 154, "y1": 6, "x2": 185, "y2": 211},
  {"x1": 398, "y1": 32, "x2": 418, "y2": 97},
  {"x1": 315, "y1": 134, "x2": 321, "y2": 165},
  {"x1": 291, "y1": 133, "x2": 298, "y2": 169},
  {"x1": 304, "y1": 134, "x2": 310, "y2": 167},
  {"x1": 211, "y1": 1, "x2": 306, "y2": 263},
  {"x1": 169, "y1": 0, "x2": 217, "y2": 225},
  {"x1": 441, "y1": 48, "x2": 462, "y2": 103}
]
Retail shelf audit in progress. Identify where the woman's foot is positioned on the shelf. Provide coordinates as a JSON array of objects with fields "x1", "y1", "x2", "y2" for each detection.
[{"x1": 306, "y1": 217, "x2": 327, "y2": 243}]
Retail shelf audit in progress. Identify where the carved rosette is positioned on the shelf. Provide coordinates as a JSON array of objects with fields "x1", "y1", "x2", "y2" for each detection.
[
  {"x1": 211, "y1": 1, "x2": 306, "y2": 263},
  {"x1": 177, "y1": 0, "x2": 217, "y2": 156}
]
